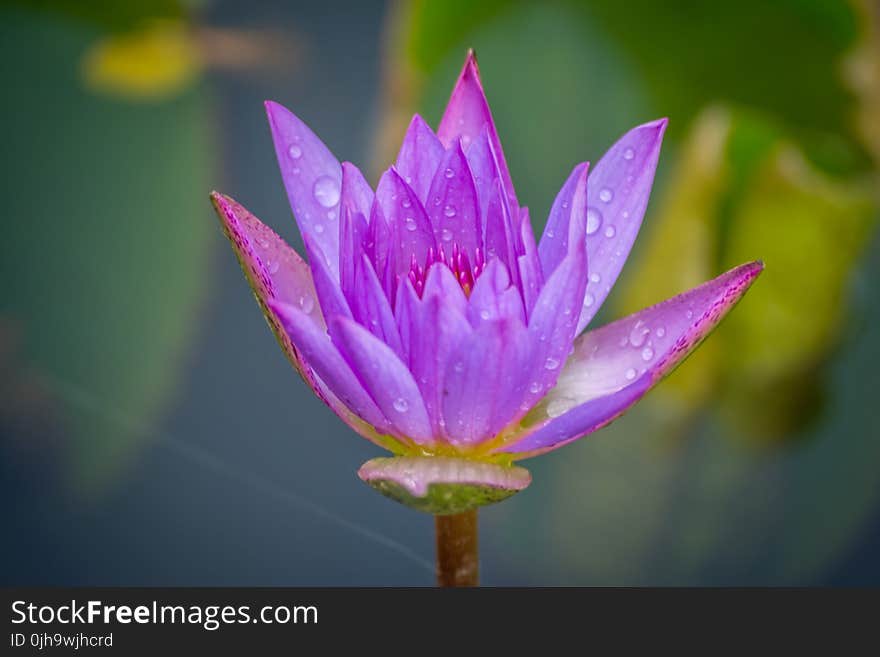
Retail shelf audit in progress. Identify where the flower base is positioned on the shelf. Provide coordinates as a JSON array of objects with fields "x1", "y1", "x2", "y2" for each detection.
[{"x1": 358, "y1": 456, "x2": 531, "y2": 515}]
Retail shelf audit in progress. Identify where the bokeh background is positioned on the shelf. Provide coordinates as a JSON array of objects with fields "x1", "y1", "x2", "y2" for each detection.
[{"x1": 2, "y1": 0, "x2": 879, "y2": 585}]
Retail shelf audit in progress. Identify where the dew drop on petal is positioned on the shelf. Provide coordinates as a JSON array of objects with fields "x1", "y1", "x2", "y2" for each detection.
[
  {"x1": 586, "y1": 207, "x2": 602, "y2": 235},
  {"x1": 629, "y1": 320, "x2": 649, "y2": 347},
  {"x1": 625, "y1": 368, "x2": 637, "y2": 381},
  {"x1": 529, "y1": 381, "x2": 541, "y2": 394},
  {"x1": 686, "y1": 309, "x2": 694, "y2": 319},
  {"x1": 453, "y1": 361, "x2": 464, "y2": 373},
  {"x1": 599, "y1": 187, "x2": 614, "y2": 203},
  {"x1": 444, "y1": 167, "x2": 455, "y2": 179},
  {"x1": 313, "y1": 175, "x2": 341, "y2": 208},
  {"x1": 402, "y1": 198, "x2": 412, "y2": 208},
  {"x1": 623, "y1": 147, "x2": 635, "y2": 160},
  {"x1": 589, "y1": 272, "x2": 601, "y2": 284},
  {"x1": 299, "y1": 296, "x2": 314, "y2": 314},
  {"x1": 641, "y1": 347, "x2": 654, "y2": 361},
  {"x1": 655, "y1": 326, "x2": 666, "y2": 338},
  {"x1": 443, "y1": 205, "x2": 456, "y2": 218},
  {"x1": 292, "y1": 167, "x2": 301, "y2": 175},
  {"x1": 604, "y1": 225, "x2": 616, "y2": 238},
  {"x1": 479, "y1": 309, "x2": 490, "y2": 320},
  {"x1": 544, "y1": 357, "x2": 560, "y2": 371},
  {"x1": 288, "y1": 144, "x2": 302, "y2": 159},
  {"x1": 393, "y1": 398, "x2": 409, "y2": 413},
  {"x1": 313, "y1": 223, "x2": 325, "y2": 234},
  {"x1": 441, "y1": 228, "x2": 453, "y2": 242},
  {"x1": 327, "y1": 210, "x2": 336, "y2": 220},
  {"x1": 266, "y1": 260, "x2": 279, "y2": 274},
  {"x1": 583, "y1": 293, "x2": 595, "y2": 307}
]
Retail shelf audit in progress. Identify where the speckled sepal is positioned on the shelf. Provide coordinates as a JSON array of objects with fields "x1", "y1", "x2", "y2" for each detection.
[{"x1": 358, "y1": 456, "x2": 531, "y2": 515}]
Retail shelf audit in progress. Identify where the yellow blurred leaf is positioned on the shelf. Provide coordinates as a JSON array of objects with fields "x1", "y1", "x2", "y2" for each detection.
[{"x1": 80, "y1": 20, "x2": 201, "y2": 101}]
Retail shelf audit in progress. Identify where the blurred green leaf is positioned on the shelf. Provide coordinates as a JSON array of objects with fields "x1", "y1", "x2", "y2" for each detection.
[
  {"x1": 617, "y1": 106, "x2": 876, "y2": 440},
  {"x1": 1, "y1": 7, "x2": 215, "y2": 493}
]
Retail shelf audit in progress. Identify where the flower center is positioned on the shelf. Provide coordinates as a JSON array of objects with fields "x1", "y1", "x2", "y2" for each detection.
[{"x1": 407, "y1": 243, "x2": 486, "y2": 298}]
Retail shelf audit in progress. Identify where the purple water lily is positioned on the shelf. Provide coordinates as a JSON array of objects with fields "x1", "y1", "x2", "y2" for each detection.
[{"x1": 211, "y1": 52, "x2": 761, "y2": 515}]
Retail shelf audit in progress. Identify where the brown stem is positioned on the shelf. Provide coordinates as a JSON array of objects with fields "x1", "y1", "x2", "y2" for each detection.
[{"x1": 434, "y1": 510, "x2": 479, "y2": 587}]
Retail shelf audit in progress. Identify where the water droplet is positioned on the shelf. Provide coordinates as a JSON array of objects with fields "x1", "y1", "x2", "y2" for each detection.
[
  {"x1": 441, "y1": 228, "x2": 453, "y2": 242},
  {"x1": 563, "y1": 306, "x2": 571, "y2": 316},
  {"x1": 444, "y1": 167, "x2": 455, "y2": 179},
  {"x1": 327, "y1": 210, "x2": 336, "y2": 220},
  {"x1": 314, "y1": 223, "x2": 325, "y2": 234},
  {"x1": 402, "y1": 198, "x2": 412, "y2": 208},
  {"x1": 292, "y1": 167, "x2": 301, "y2": 175},
  {"x1": 599, "y1": 187, "x2": 614, "y2": 203},
  {"x1": 586, "y1": 207, "x2": 602, "y2": 235},
  {"x1": 655, "y1": 326, "x2": 666, "y2": 338},
  {"x1": 266, "y1": 260, "x2": 279, "y2": 274},
  {"x1": 313, "y1": 175, "x2": 340, "y2": 208},
  {"x1": 393, "y1": 398, "x2": 409, "y2": 413},
  {"x1": 544, "y1": 357, "x2": 560, "y2": 371},
  {"x1": 583, "y1": 293, "x2": 595, "y2": 307},
  {"x1": 589, "y1": 272, "x2": 601, "y2": 283},
  {"x1": 479, "y1": 309, "x2": 490, "y2": 320},
  {"x1": 623, "y1": 147, "x2": 635, "y2": 160},
  {"x1": 453, "y1": 361, "x2": 464, "y2": 373},
  {"x1": 604, "y1": 225, "x2": 616, "y2": 238},
  {"x1": 562, "y1": 201, "x2": 569, "y2": 209},
  {"x1": 405, "y1": 217, "x2": 417, "y2": 232},
  {"x1": 288, "y1": 144, "x2": 302, "y2": 159},
  {"x1": 641, "y1": 347, "x2": 654, "y2": 361},
  {"x1": 686, "y1": 310, "x2": 694, "y2": 319},
  {"x1": 299, "y1": 296, "x2": 315, "y2": 314},
  {"x1": 529, "y1": 381, "x2": 541, "y2": 394},
  {"x1": 629, "y1": 320, "x2": 649, "y2": 347},
  {"x1": 625, "y1": 368, "x2": 637, "y2": 381},
  {"x1": 443, "y1": 205, "x2": 457, "y2": 218}
]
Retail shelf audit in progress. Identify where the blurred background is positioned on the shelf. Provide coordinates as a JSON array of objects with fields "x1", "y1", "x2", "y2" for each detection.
[{"x1": 2, "y1": 0, "x2": 879, "y2": 585}]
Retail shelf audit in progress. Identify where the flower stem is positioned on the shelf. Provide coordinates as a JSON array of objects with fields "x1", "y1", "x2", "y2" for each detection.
[{"x1": 434, "y1": 509, "x2": 479, "y2": 587}]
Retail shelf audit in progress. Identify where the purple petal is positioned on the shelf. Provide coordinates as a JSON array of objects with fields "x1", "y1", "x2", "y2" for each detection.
[
  {"x1": 394, "y1": 277, "x2": 420, "y2": 366},
  {"x1": 538, "y1": 162, "x2": 589, "y2": 277},
  {"x1": 426, "y1": 142, "x2": 481, "y2": 254},
  {"x1": 498, "y1": 261, "x2": 764, "y2": 457},
  {"x1": 437, "y1": 50, "x2": 518, "y2": 212},
  {"x1": 303, "y1": 233, "x2": 351, "y2": 323},
  {"x1": 484, "y1": 178, "x2": 521, "y2": 289},
  {"x1": 367, "y1": 201, "x2": 393, "y2": 299},
  {"x1": 577, "y1": 118, "x2": 668, "y2": 333},
  {"x1": 268, "y1": 300, "x2": 392, "y2": 436},
  {"x1": 522, "y1": 242, "x2": 587, "y2": 409},
  {"x1": 465, "y1": 124, "x2": 495, "y2": 231},
  {"x1": 339, "y1": 163, "x2": 371, "y2": 306},
  {"x1": 265, "y1": 101, "x2": 343, "y2": 279},
  {"x1": 517, "y1": 207, "x2": 545, "y2": 317},
  {"x1": 351, "y1": 253, "x2": 404, "y2": 357},
  {"x1": 466, "y1": 258, "x2": 524, "y2": 326},
  {"x1": 374, "y1": 168, "x2": 436, "y2": 281},
  {"x1": 422, "y1": 262, "x2": 468, "y2": 315},
  {"x1": 395, "y1": 114, "x2": 445, "y2": 204},
  {"x1": 408, "y1": 294, "x2": 472, "y2": 440},
  {"x1": 442, "y1": 318, "x2": 531, "y2": 445},
  {"x1": 212, "y1": 192, "x2": 393, "y2": 448},
  {"x1": 331, "y1": 316, "x2": 434, "y2": 445}
]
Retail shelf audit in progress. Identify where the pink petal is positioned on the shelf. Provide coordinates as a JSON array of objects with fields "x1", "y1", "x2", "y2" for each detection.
[{"x1": 437, "y1": 50, "x2": 518, "y2": 213}]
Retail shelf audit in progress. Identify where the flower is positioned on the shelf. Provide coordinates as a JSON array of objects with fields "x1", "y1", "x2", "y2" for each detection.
[{"x1": 211, "y1": 51, "x2": 762, "y2": 514}]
